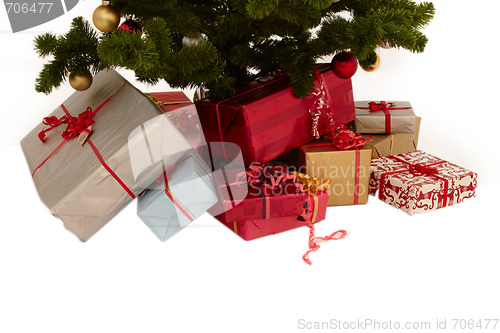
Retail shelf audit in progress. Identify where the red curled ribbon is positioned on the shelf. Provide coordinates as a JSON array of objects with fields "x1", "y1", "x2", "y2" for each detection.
[
  {"x1": 32, "y1": 82, "x2": 136, "y2": 199},
  {"x1": 324, "y1": 125, "x2": 372, "y2": 150},
  {"x1": 356, "y1": 101, "x2": 412, "y2": 134},
  {"x1": 38, "y1": 107, "x2": 95, "y2": 142},
  {"x1": 379, "y1": 155, "x2": 450, "y2": 209},
  {"x1": 302, "y1": 225, "x2": 347, "y2": 265},
  {"x1": 308, "y1": 69, "x2": 335, "y2": 139}
]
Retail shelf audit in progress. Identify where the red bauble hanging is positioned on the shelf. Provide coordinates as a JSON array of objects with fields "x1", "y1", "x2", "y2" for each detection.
[
  {"x1": 119, "y1": 19, "x2": 142, "y2": 33},
  {"x1": 331, "y1": 52, "x2": 358, "y2": 79}
]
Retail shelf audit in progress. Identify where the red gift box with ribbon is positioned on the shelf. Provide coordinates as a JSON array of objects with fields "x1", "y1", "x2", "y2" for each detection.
[
  {"x1": 211, "y1": 164, "x2": 329, "y2": 240},
  {"x1": 195, "y1": 63, "x2": 355, "y2": 164},
  {"x1": 369, "y1": 150, "x2": 478, "y2": 215}
]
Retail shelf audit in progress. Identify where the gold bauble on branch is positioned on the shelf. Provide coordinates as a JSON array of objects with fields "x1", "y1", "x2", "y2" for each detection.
[
  {"x1": 92, "y1": 1, "x2": 121, "y2": 33},
  {"x1": 69, "y1": 69, "x2": 93, "y2": 91},
  {"x1": 361, "y1": 54, "x2": 381, "y2": 72}
]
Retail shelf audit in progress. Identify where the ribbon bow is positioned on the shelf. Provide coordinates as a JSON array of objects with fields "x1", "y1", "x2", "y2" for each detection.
[
  {"x1": 324, "y1": 125, "x2": 372, "y2": 150},
  {"x1": 367, "y1": 101, "x2": 395, "y2": 113},
  {"x1": 409, "y1": 163, "x2": 439, "y2": 176},
  {"x1": 38, "y1": 107, "x2": 95, "y2": 143}
]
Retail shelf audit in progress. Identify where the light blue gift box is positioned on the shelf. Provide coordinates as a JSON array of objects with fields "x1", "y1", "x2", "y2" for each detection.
[{"x1": 137, "y1": 150, "x2": 218, "y2": 241}]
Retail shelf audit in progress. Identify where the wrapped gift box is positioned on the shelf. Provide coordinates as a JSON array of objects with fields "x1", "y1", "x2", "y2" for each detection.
[
  {"x1": 137, "y1": 150, "x2": 218, "y2": 241},
  {"x1": 366, "y1": 117, "x2": 421, "y2": 158},
  {"x1": 354, "y1": 101, "x2": 418, "y2": 134},
  {"x1": 21, "y1": 70, "x2": 192, "y2": 241},
  {"x1": 195, "y1": 63, "x2": 355, "y2": 164},
  {"x1": 146, "y1": 92, "x2": 205, "y2": 150},
  {"x1": 369, "y1": 150, "x2": 478, "y2": 215},
  {"x1": 211, "y1": 164, "x2": 329, "y2": 240},
  {"x1": 217, "y1": 190, "x2": 329, "y2": 241},
  {"x1": 210, "y1": 165, "x2": 307, "y2": 222},
  {"x1": 299, "y1": 141, "x2": 371, "y2": 206}
]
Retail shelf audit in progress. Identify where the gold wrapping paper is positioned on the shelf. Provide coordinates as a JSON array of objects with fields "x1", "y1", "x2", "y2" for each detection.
[
  {"x1": 300, "y1": 142, "x2": 371, "y2": 206},
  {"x1": 21, "y1": 70, "x2": 192, "y2": 241},
  {"x1": 366, "y1": 117, "x2": 421, "y2": 158}
]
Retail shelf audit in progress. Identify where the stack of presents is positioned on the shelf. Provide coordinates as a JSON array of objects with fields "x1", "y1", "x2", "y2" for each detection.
[{"x1": 21, "y1": 65, "x2": 478, "y2": 264}]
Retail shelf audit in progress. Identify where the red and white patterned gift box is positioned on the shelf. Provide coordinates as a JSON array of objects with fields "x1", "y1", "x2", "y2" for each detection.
[{"x1": 369, "y1": 150, "x2": 477, "y2": 215}]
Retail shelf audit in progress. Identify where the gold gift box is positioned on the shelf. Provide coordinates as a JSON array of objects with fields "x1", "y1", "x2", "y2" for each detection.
[
  {"x1": 299, "y1": 142, "x2": 371, "y2": 206},
  {"x1": 366, "y1": 117, "x2": 421, "y2": 158}
]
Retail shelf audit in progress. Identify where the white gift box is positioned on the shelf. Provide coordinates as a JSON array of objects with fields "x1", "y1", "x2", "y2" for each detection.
[{"x1": 137, "y1": 150, "x2": 218, "y2": 241}]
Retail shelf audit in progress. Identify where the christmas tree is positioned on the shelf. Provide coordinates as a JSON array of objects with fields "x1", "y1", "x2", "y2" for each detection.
[{"x1": 34, "y1": 0, "x2": 434, "y2": 99}]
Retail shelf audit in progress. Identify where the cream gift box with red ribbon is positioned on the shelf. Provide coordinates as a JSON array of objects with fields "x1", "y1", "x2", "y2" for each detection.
[
  {"x1": 369, "y1": 150, "x2": 478, "y2": 215},
  {"x1": 21, "y1": 70, "x2": 193, "y2": 241},
  {"x1": 354, "y1": 101, "x2": 418, "y2": 134}
]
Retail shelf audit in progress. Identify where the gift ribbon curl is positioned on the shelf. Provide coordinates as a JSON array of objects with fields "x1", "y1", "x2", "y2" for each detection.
[
  {"x1": 38, "y1": 107, "x2": 95, "y2": 142},
  {"x1": 324, "y1": 125, "x2": 372, "y2": 150}
]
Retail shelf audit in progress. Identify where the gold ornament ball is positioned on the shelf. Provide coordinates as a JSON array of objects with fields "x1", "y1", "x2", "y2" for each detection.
[
  {"x1": 69, "y1": 69, "x2": 93, "y2": 91},
  {"x1": 361, "y1": 55, "x2": 381, "y2": 72},
  {"x1": 92, "y1": 4, "x2": 121, "y2": 32}
]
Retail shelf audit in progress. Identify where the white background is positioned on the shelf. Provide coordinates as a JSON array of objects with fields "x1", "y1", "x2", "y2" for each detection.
[{"x1": 1, "y1": 1, "x2": 499, "y2": 333}]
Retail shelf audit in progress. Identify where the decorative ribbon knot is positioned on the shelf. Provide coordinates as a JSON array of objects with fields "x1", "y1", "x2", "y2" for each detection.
[
  {"x1": 409, "y1": 163, "x2": 439, "y2": 176},
  {"x1": 324, "y1": 125, "x2": 372, "y2": 150},
  {"x1": 38, "y1": 107, "x2": 95, "y2": 142},
  {"x1": 368, "y1": 101, "x2": 395, "y2": 113}
]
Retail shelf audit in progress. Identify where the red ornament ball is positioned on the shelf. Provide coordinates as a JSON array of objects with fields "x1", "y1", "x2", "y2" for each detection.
[
  {"x1": 331, "y1": 52, "x2": 358, "y2": 79},
  {"x1": 119, "y1": 19, "x2": 141, "y2": 33}
]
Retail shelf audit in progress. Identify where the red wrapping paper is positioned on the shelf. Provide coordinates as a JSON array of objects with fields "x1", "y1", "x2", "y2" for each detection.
[
  {"x1": 195, "y1": 63, "x2": 355, "y2": 164},
  {"x1": 217, "y1": 190, "x2": 329, "y2": 241},
  {"x1": 147, "y1": 91, "x2": 192, "y2": 112},
  {"x1": 208, "y1": 165, "x2": 305, "y2": 221},
  {"x1": 369, "y1": 150, "x2": 478, "y2": 215}
]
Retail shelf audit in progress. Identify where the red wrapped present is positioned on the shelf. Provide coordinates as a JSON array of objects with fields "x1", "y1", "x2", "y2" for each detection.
[
  {"x1": 195, "y1": 63, "x2": 355, "y2": 164},
  {"x1": 211, "y1": 163, "x2": 330, "y2": 240},
  {"x1": 219, "y1": 191, "x2": 328, "y2": 241},
  {"x1": 146, "y1": 92, "x2": 205, "y2": 150},
  {"x1": 369, "y1": 150, "x2": 478, "y2": 215}
]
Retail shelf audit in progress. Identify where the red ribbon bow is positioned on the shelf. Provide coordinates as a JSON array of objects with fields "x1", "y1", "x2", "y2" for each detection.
[
  {"x1": 409, "y1": 163, "x2": 439, "y2": 176},
  {"x1": 324, "y1": 125, "x2": 372, "y2": 150},
  {"x1": 367, "y1": 101, "x2": 395, "y2": 113},
  {"x1": 38, "y1": 107, "x2": 95, "y2": 142}
]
